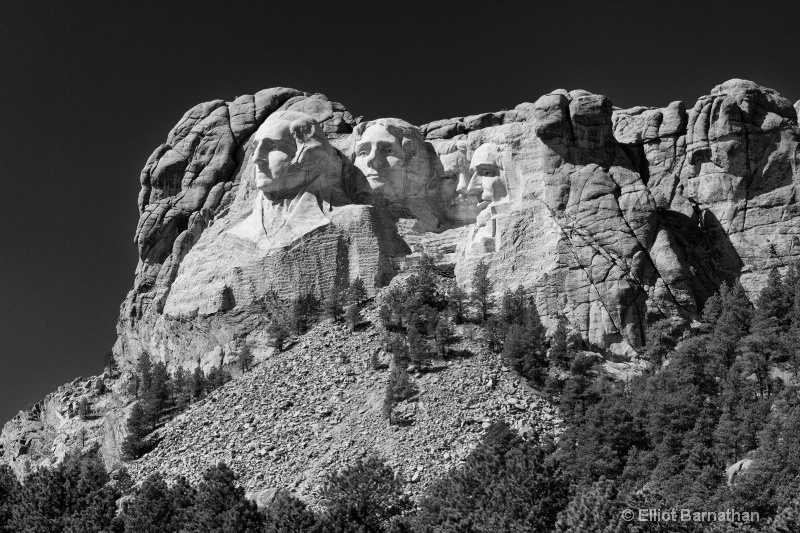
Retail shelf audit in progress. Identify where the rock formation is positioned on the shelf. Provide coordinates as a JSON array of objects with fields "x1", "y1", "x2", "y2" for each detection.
[
  {"x1": 4, "y1": 78, "x2": 800, "y2": 481},
  {"x1": 116, "y1": 79, "x2": 800, "y2": 368}
]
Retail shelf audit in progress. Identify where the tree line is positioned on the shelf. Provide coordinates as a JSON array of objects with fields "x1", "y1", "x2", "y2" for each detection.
[{"x1": 121, "y1": 352, "x2": 242, "y2": 460}]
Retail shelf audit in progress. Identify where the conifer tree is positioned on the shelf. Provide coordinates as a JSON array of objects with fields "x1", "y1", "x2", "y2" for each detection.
[
  {"x1": 447, "y1": 283, "x2": 468, "y2": 325},
  {"x1": 550, "y1": 315, "x2": 572, "y2": 370},
  {"x1": 345, "y1": 303, "x2": 362, "y2": 332},
  {"x1": 485, "y1": 316, "x2": 505, "y2": 353},
  {"x1": 406, "y1": 324, "x2": 430, "y2": 369},
  {"x1": 263, "y1": 491, "x2": 320, "y2": 533},
  {"x1": 348, "y1": 277, "x2": 367, "y2": 305},
  {"x1": 237, "y1": 344, "x2": 254, "y2": 373},
  {"x1": 146, "y1": 360, "x2": 171, "y2": 427},
  {"x1": 471, "y1": 260, "x2": 494, "y2": 322},
  {"x1": 757, "y1": 266, "x2": 791, "y2": 330},
  {"x1": 643, "y1": 318, "x2": 677, "y2": 367},
  {"x1": 191, "y1": 366, "x2": 206, "y2": 400},
  {"x1": 267, "y1": 303, "x2": 292, "y2": 351},
  {"x1": 320, "y1": 454, "x2": 411, "y2": 532},
  {"x1": 122, "y1": 473, "x2": 196, "y2": 533},
  {"x1": 323, "y1": 280, "x2": 347, "y2": 322},
  {"x1": 383, "y1": 365, "x2": 417, "y2": 424},
  {"x1": 172, "y1": 366, "x2": 191, "y2": 412},
  {"x1": 503, "y1": 299, "x2": 548, "y2": 385},
  {"x1": 187, "y1": 463, "x2": 264, "y2": 533},
  {"x1": 121, "y1": 402, "x2": 150, "y2": 460},
  {"x1": 377, "y1": 304, "x2": 392, "y2": 328},
  {"x1": 291, "y1": 293, "x2": 320, "y2": 335},
  {"x1": 136, "y1": 351, "x2": 154, "y2": 399},
  {"x1": 383, "y1": 285, "x2": 406, "y2": 329},
  {"x1": 104, "y1": 350, "x2": 118, "y2": 376},
  {"x1": 76, "y1": 398, "x2": 89, "y2": 421},
  {"x1": 434, "y1": 316, "x2": 455, "y2": 358},
  {"x1": 707, "y1": 281, "x2": 752, "y2": 374},
  {"x1": 0, "y1": 465, "x2": 19, "y2": 533}
]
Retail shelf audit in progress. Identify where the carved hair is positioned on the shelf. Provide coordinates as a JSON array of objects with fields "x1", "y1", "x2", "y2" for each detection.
[
  {"x1": 350, "y1": 117, "x2": 427, "y2": 165},
  {"x1": 434, "y1": 138, "x2": 469, "y2": 157},
  {"x1": 469, "y1": 142, "x2": 505, "y2": 172}
]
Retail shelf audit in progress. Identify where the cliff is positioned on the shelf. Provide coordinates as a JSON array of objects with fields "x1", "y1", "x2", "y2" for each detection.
[{"x1": 3, "y1": 79, "x2": 799, "y2": 485}]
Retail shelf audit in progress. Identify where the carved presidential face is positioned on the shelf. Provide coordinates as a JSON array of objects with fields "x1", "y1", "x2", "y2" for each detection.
[
  {"x1": 251, "y1": 111, "x2": 340, "y2": 201},
  {"x1": 354, "y1": 124, "x2": 407, "y2": 196},
  {"x1": 437, "y1": 143, "x2": 482, "y2": 223},
  {"x1": 467, "y1": 143, "x2": 507, "y2": 210}
]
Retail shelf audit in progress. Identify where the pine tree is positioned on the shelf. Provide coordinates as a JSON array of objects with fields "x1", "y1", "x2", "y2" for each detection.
[
  {"x1": 414, "y1": 429, "x2": 569, "y2": 532},
  {"x1": 186, "y1": 463, "x2": 264, "y2": 533},
  {"x1": 708, "y1": 281, "x2": 753, "y2": 375},
  {"x1": 550, "y1": 315, "x2": 572, "y2": 370},
  {"x1": 554, "y1": 478, "x2": 628, "y2": 533},
  {"x1": 789, "y1": 280, "x2": 800, "y2": 377},
  {"x1": 0, "y1": 465, "x2": 20, "y2": 533},
  {"x1": 383, "y1": 285, "x2": 407, "y2": 329},
  {"x1": 121, "y1": 402, "x2": 150, "y2": 460},
  {"x1": 434, "y1": 316, "x2": 455, "y2": 358},
  {"x1": 383, "y1": 365, "x2": 417, "y2": 424},
  {"x1": 263, "y1": 491, "x2": 320, "y2": 533},
  {"x1": 447, "y1": 283, "x2": 468, "y2": 325},
  {"x1": 291, "y1": 293, "x2": 320, "y2": 335},
  {"x1": 348, "y1": 277, "x2": 367, "y2": 305},
  {"x1": 145, "y1": 361, "x2": 171, "y2": 427},
  {"x1": 268, "y1": 303, "x2": 292, "y2": 351},
  {"x1": 320, "y1": 454, "x2": 411, "y2": 532},
  {"x1": 324, "y1": 278, "x2": 348, "y2": 322},
  {"x1": 471, "y1": 260, "x2": 494, "y2": 322},
  {"x1": 191, "y1": 366, "x2": 206, "y2": 400},
  {"x1": 172, "y1": 367, "x2": 190, "y2": 412},
  {"x1": 757, "y1": 266, "x2": 791, "y2": 330},
  {"x1": 104, "y1": 350, "x2": 118, "y2": 376},
  {"x1": 121, "y1": 472, "x2": 197, "y2": 533},
  {"x1": 485, "y1": 316, "x2": 504, "y2": 353},
  {"x1": 503, "y1": 299, "x2": 548, "y2": 386},
  {"x1": 643, "y1": 318, "x2": 677, "y2": 367},
  {"x1": 345, "y1": 303, "x2": 362, "y2": 331},
  {"x1": 11, "y1": 448, "x2": 119, "y2": 533},
  {"x1": 136, "y1": 351, "x2": 154, "y2": 399},
  {"x1": 406, "y1": 324, "x2": 430, "y2": 369},
  {"x1": 237, "y1": 344, "x2": 254, "y2": 373}
]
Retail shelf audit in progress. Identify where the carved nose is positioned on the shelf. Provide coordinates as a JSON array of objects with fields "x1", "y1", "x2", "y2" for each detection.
[
  {"x1": 467, "y1": 173, "x2": 483, "y2": 195},
  {"x1": 364, "y1": 146, "x2": 383, "y2": 169},
  {"x1": 456, "y1": 171, "x2": 470, "y2": 196}
]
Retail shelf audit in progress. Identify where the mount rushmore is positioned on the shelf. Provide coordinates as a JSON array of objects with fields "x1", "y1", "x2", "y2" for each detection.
[{"x1": 121, "y1": 78, "x2": 800, "y2": 371}]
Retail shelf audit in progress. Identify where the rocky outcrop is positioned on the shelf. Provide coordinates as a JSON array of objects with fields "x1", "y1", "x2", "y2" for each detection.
[
  {"x1": 116, "y1": 79, "x2": 800, "y2": 366},
  {"x1": 613, "y1": 79, "x2": 800, "y2": 298},
  {"x1": 123, "y1": 306, "x2": 559, "y2": 501},
  {"x1": 6, "y1": 79, "x2": 800, "y2": 480},
  {"x1": 0, "y1": 374, "x2": 128, "y2": 477}
]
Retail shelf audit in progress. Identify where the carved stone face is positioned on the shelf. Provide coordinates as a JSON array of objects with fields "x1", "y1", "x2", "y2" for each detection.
[
  {"x1": 251, "y1": 111, "x2": 340, "y2": 202},
  {"x1": 437, "y1": 143, "x2": 482, "y2": 223},
  {"x1": 467, "y1": 143, "x2": 507, "y2": 210},
  {"x1": 354, "y1": 124, "x2": 407, "y2": 198}
]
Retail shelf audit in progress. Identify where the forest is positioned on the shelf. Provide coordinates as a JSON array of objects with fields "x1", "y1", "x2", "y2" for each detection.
[{"x1": 3, "y1": 257, "x2": 800, "y2": 532}]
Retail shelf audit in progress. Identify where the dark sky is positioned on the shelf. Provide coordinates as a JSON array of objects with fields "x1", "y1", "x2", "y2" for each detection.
[{"x1": 1, "y1": 0, "x2": 799, "y2": 424}]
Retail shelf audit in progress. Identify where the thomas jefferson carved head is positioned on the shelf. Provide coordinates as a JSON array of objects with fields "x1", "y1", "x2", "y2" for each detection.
[
  {"x1": 467, "y1": 143, "x2": 507, "y2": 210},
  {"x1": 351, "y1": 118, "x2": 432, "y2": 204},
  {"x1": 251, "y1": 110, "x2": 343, "y2": 203}
]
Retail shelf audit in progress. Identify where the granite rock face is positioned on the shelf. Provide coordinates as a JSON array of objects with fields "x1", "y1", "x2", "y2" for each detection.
[
  {"x1": 117, "y1": 79, "x2": 800, "y2": 367},
  {"x1": 4, "y1": 78, "x2": 800, "y2": 483}
]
